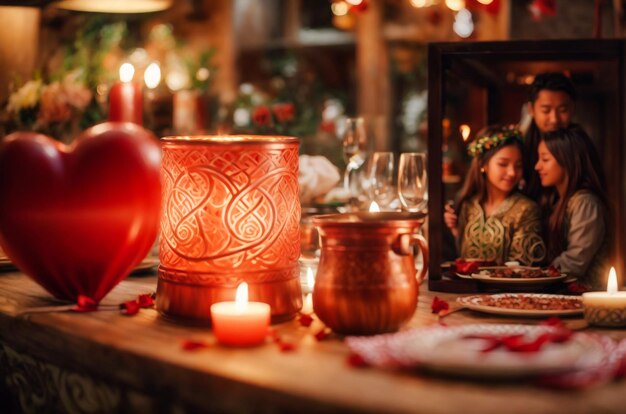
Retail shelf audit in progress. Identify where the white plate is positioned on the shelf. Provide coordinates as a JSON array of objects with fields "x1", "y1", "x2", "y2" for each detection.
[
  {"x1": 457, "y1": 294, "x2": 583, "y2": 317},
  {"x1": 347, "y1": 324, "x2": 604, "y2": 379}
]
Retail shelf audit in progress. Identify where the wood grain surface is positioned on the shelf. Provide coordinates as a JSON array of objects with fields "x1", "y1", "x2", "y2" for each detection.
[{"x1": 0, "y1": 271, "x2": 625, "y2": 414}]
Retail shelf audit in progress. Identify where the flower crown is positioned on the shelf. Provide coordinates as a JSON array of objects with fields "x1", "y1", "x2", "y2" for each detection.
[{"x1": 467, "y1": 125, "x2": 523, "y2": 158}]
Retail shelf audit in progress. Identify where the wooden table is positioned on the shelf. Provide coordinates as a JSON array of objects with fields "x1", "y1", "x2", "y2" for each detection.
[{"x1": 1, "y1": 271, "x2": 625, "y2": 414}]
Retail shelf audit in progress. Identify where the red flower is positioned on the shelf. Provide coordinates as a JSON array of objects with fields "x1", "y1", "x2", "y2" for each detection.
[
  {"x1": 252, "y1": 105, "x2": 272, "y2": 127},
  {"x1": 272, "y1": 102, "x2": 295, "y2": 123},
  {"x1": 431, "y1": 296, "x2": 449, "y2": 314}
]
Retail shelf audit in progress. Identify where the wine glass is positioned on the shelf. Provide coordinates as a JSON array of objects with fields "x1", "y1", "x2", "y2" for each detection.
[
  {"x1": 398, "y1": 152, "x2": 428, "y2": 213},
  {"x1": 342, "y1": 117, "x2": 369, "y2": 202},
  {"x1": 368, "y1": 151, "x2": 395, "y2": 210}
]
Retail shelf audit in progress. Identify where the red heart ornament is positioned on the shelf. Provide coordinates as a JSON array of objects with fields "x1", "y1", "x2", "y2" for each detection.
[{"x1": 0, "y1": 122, "x2": 161, "y2": 303}]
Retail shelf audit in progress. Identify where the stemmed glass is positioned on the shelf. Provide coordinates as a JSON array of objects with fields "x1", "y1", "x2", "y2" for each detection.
[
  {"x1": 342, "y1": 117, "x2": 370, "y2": 203},
  {"x1": 368, "y1": 151, "x2": 395, "y2": 210},
  {"x1": 398, "y1": 152, "x2": 428, "y2": 213}
]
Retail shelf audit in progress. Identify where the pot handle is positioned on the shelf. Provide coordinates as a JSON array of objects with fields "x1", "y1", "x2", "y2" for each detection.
[{"x1": 395, "y1": 233, "x2": 429, "y2": 285}]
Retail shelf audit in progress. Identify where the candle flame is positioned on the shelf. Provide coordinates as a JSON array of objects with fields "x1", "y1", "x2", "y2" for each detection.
[
  {"x1": 607, "y1": 267, "x2": 618, "y2": 294},
  {"x1": 307, "y1": 267, "x2": 315, "y2": 290},
  {"x1": 459, "y1": 124, "x2": 471, "y2": 142},
  {"x1": 144, "y1": 62, "x2": 161, "y2": 89},
  {"x1": 119, "y1": 63, "x2": 135, "y2": 83},
  {"x1": 235, "y1": 282, "x2": 248, "y2": 311},
  {"x1": 369, "y1": 201, "x2": 380, "y2": 212}
]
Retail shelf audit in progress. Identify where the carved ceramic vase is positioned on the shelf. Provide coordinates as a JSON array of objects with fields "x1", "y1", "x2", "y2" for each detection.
[
  {"x1": 312, "y1": 212, "x2": 429, "y2": 335},
  {"x1": 157, "y1": 136, "x2": 301, "y2": 323}
]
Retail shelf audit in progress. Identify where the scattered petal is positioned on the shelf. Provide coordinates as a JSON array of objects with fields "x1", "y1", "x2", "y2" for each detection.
[
  {"x1": 181, "y1": 340, "x2": 211, "y2": 351},
  {"x1": 314, "y1": 328, "x2": 331, "y2": 341},
  {"x1": 278, "y1": 341, "x2": 297, "y2": 352},
  {"x1": 346, "y1": 352, "x2": 369, "y2": 368},
  {"x1": 137, "y1": 294, "x2": 154, "y2": 308},
  {"x1": 298, "y1": 313, "x2": 314, "y2": 327},
  {"x1": 431, "y1": 296, "x2": 449, "y2": 314},
  {"x1": 120, "y1": 300, "x2": 141, "y2": 316}
]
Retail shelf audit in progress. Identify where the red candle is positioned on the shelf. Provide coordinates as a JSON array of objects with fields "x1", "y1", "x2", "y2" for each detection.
[
  {"x1": 211, "y1": 282, "x2": 271, "y2": 346},
  {"x1": 109, "y1": 63, "x2": 143, "y2": 125}
]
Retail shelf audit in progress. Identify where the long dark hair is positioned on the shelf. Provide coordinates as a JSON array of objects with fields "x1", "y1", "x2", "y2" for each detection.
[
  {"x1": 540, "y1": 124, "x2": 607, "y2": 260},
  {"x1": 456, "y1": 125, "x2": 524, "y2": 211}
]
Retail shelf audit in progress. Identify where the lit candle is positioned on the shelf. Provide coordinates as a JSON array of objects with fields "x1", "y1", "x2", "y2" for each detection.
[
  {"x1": 210, "y1": 282, "x2": 271, "y2": 346},
  {"x1": 369, "y1": 201, "x2": 380, "y2": 212},
  {"x1": 109, "y1": 62, "x2": 143, "y2": 125},
  {"x1": 582, "y1": 267, "x2": 626, "y2": 327}
]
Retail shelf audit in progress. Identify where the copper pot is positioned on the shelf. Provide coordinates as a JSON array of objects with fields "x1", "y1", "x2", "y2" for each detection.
[{"x1": 312, "y1": 212, "x2": 428, "y2": 335}]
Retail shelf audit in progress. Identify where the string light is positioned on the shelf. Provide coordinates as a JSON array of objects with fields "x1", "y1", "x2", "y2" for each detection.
[
  {"x1": 331, "y1": 1, "x2": 349, "y2": 16},
  {"x1": 445, "y1": 0, "x2": 465, "y2": 12},
  {"x1": 453, "y1": 8, "x2": 474, "y2": 38}
]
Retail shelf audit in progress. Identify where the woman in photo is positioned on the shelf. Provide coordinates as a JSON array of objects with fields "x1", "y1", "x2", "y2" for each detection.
[
  {"x1": 535, "y1": 124, "x2": 610, "y2": 289},
  {"x1": 444, "y1": 125, "x2": 546, "y2": 266}
]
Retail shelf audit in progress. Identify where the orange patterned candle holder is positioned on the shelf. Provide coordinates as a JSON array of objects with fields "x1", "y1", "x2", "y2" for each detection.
[{"x1": 157, "y1": 135, "x2": 302, "y2": 323}]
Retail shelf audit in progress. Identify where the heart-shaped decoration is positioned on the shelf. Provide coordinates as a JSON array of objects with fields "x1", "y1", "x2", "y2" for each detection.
[{"x1": 0, "y1": 122, "x2": 161, "y2": 303}]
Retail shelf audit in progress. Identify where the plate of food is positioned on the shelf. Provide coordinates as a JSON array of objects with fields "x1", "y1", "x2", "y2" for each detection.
[
  {"x1": 467, "y1": 266, "x2": 567, "y2": 284},
  {"x1": 457, "y1": 293, "x2": 584, "y2": 317}
]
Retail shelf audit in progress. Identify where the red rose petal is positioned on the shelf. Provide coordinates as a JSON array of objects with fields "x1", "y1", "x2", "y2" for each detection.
[
  {"x1": 181, "y1": 340, "x2": 211, "y2": 351},
  {"x1": 120, "y1": 300, "x2": 141, "y2": 316},
  {"x1": 298, "y1": 313, "x2": 314, "y2": 327},
  {"x1": 137, "y1": 294, "x2": 154, "y2": 308},
  {"x1": 278, "y1": 341, "x2": 297, "y2": 352},
  {"x1": 346, "y1": 352, "x2": 369, "y2": 368},
  {"x1": 431, "y1": 296, "x2": 450, "y2": 314},
  {"x1": 314, "y1": 328, "x2": 331, "y2": 341}
]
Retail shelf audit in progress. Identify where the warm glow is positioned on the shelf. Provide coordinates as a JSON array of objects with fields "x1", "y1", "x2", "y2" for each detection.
[
  {"x1": 369, "y1": 201, "x2": 381, "y2": 212},
  {"x1": 144, "y1": 62, "x2": 161, "y2": 89},
  {"x1": 235, "y1": 282, "x2": 249, "y2": 311},
  {"x1": 459, "y1": 124, "x2": 471, "y2": 141},
  {"x1": 307, "y1": 267, "x2": 315, "y2": 290},
  {"x1": 345, "y1": 0, "x2": 363, "y2": 5},
  {"x1": 477, "y1": 0, "x2": 493, "y2": 4},
  {"x1": 331, "y1": 1, "x2": 349, "y2": 16},
  {"x1": 410, "y1": 0, "x2": 428, "y2": 7},
  {"x1": 445, "y1": 0, "x2": 465, "y2": 12},
  {"x1": 119, "y1": 63, "x2": 135, "y2": 83},
  {"x1": 608, "y1": 267, "x2": 618, "y2": 294}
]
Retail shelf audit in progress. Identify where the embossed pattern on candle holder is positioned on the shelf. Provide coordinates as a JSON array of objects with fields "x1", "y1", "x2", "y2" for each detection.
[{"x1": 157, "y1": 136, "x2": 302, "y2": 323}]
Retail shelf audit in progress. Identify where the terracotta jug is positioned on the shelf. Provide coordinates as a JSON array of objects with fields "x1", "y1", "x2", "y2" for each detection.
[{"x1": 312, "y1": 212, "x2": 428, "y2": 335}]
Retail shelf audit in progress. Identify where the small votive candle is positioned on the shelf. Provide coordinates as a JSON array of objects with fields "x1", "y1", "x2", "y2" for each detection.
[
  {"x1": 211, "y1": 282, "x2": 271, "y2": 346},
  {"x1": 582, "y1": 267, "x2": 626, "y2": 327}
]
